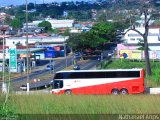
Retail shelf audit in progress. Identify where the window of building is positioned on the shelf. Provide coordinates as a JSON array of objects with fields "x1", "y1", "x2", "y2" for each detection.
[
  {"x1": 130, "y1": 38, "x2": 135, "y2": 41},
  {"x1": 137, "y1": 38, "x2": 143, "y2": 41}
]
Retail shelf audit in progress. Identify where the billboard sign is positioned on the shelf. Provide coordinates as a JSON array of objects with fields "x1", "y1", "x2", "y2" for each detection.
[
  {"x1": 120, "y1": 50, "x2": 131, "y2": 59},
  {"x1": 9, "y1": 46, "x2": 17, "y2": 72},
  {"x1": 131, "y1": 50, "x2": 142, "y2": 59},
  {"x1": 120, "y1": 50, "x2": 142, "y2": 59}
]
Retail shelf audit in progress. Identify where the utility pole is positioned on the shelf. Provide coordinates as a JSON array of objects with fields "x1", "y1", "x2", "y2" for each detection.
[
  {"x1": 52, "y1": 59, "x2": 54, "y2": 74},
  {"x1": 1, "y1": 26, "x2": 7, "y2": 93},
  {"x1": 26, "y1": 0, "x2": 30, "y2": 93},
  {"x1": 63, "y1": 36, "x2": 67, "y2": 68},
  {"x1": 64, "y1": 43, "x2": 67, "y2": 68}
]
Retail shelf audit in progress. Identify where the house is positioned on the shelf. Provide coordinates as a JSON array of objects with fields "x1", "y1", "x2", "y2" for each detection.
[
  {"x1": 117, "y1": 26, "x2": 160, "y2": 59},
  {"x1": 5, "y1": 36, "x2": 68, "y2": 46},
  {"x1": 71, "y1": 22, "x2": 95, "y2": 33}
]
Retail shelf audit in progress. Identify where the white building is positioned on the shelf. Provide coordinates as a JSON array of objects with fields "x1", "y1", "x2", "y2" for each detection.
[
  {"x1": 5, "y1": 36, "x2": 69, "y2": 46},
  {"x1": 26, "y1": 20, "x2": 42, "y2": 28},
  {"x1": 123, "y1": 26, "x2": 160, "y2": 46},
  {"x1": 118, "y1": 26, "x2": 160, "y2": 59},
  {"x1": 46, "y1": 19, "x2": 74, "y2": 29},
  {"x1": 23, "y1": 19, "x2": 74, "y2": 29}
]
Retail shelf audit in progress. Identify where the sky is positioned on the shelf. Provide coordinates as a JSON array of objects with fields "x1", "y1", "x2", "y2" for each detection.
[{"x1": 0, "y1": 0, "x2": 92, "y2": 6}]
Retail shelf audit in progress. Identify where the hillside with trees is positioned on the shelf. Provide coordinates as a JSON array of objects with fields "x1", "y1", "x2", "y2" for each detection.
[{"x1": 0, "y1": 0, "x2": 160, "y2": 25}]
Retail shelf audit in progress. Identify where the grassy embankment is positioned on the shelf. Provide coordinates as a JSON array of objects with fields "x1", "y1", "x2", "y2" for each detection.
[
  {"x1": 5, "y1": 94, "x2": 160, "y2": 114},
  {"x1": 1, "y1": 59, "x2": 160, "y2": 117},
  {"x1": 102, "y1": 59, "x2": 160, "y2": 87}
]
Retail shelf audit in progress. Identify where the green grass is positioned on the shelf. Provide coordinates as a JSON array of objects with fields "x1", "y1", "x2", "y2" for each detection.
[
  {"x1": 103, "y1": 59, "x2": 160, "y2": 87},
  {"x1": 3, "y1": 94, "x2": 160, "y2": 114},
  {"x1": 2, "y1": 59, "x2": 160, "y2": 118}
]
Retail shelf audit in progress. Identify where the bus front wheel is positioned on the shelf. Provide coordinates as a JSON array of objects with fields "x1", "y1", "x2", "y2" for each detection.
[
  {"x1": 65, "y1": 89, "x2": 72, "y2": 95},
  {"x1": 120, "y1": 88, "x2": 128, "y2": 95},
  {"x1": 111, "y1": 89, "x2": 119, "y2": 95}
]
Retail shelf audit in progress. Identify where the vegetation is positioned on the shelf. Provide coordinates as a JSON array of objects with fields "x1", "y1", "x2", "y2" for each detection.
[
  {"x1": 103, "y1": 59, "x2": 160, "y2": 87},
  {"x1": 1, "y1": 0, "x2": 160, "y2": 118},
  {"x1": 9, "y1": 18, "x2": 22, "y2": 30},
  {"x1": 1, "y1": 0, "x2": 159, "y2": 26},
  {"x1": 1, "y1": 59, "x2": 160, "y2": 118},
  {"x1": 1, "y1": 94, "x2": 160, "y2": 119},
  {"x1": 66, "y1": 22, "x2": 120, "y2": 52},
  {"x1": 67, "y1": 32, "x2": 100, "y2": 52},
  {"x1": 124, "y1": 0, "x2": 158, "y2": 76},
  {"x1": 91, "y1": 22, "x2": 117, "y2": 42},
  {"x1": 38, "y1": 21, "x2": 52, "y2": 32}
]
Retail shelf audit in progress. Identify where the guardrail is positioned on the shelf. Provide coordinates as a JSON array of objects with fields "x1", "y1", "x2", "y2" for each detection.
[
  {"x1": 145, "y1": 87, "x2": 160, "y2": 94},
  {"x1": 96, "y1": 56, "x2": 113, "y2": 69}
]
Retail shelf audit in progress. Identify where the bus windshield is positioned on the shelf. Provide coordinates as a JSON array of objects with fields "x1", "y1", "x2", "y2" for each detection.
[{"x1": 52, "y1": 80, "x2": 63, "y2": 89}]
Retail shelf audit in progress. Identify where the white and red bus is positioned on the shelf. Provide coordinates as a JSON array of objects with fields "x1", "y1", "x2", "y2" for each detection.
[{"x1": 51, "y1": 68, "x2": 145, "y2": 95}]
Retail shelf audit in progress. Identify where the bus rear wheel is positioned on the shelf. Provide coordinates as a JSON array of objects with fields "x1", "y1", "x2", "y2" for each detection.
[
  {"x1": 111, "y1": 89, "x2": 119, "y2": 95},
  {"x1": 120, "y1": 88, "x2": 128, "y2": 95},
  {"x1": 65, "y1": 89, "x2": 72, "y2": 95}
]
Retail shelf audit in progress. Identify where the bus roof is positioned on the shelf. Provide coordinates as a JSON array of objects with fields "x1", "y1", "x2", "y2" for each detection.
[{"x1": 56, "y1": 68, "x2": 144, "y2": 73}]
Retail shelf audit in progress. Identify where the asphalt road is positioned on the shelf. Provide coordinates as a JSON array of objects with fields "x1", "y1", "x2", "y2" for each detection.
[
  {"x1": 2, "y1": 50, "x2": 113, "y2": 91},
  {"x1": 9, "y1": 55, "x2": 100, "y2": 91}
]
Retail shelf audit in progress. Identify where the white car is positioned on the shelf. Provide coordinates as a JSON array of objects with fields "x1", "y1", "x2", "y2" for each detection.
[
  {"x1": 20, "y1": 85, "x2": 27, "y2": 90},
  {"x1": 108, "y1": 52, "x2": 113, "y2": 56}
]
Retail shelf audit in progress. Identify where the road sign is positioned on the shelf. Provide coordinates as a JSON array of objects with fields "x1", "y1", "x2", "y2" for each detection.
[{"x1": 9, "y1": 46, "x2": 17, "y2": 72}]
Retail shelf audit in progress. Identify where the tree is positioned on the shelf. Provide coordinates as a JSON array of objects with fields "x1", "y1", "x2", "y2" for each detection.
[
  {"x1": 10, "y1": 19, "x2": 22, "y2": 30},
  {"x1": 66, "y1": 32, "x2": 100, "y2": 52},
  {"x1": 114, "y1": 21, "x2": 130, "y2": 31},
  {"x1": 125, "y1": 0, "x2": 157, "y2": 76},
  {"x1": 38, "y1": 21, "x2": 52, "y2": 32},
  {"x1": 152, "y1": 20, "x2": 160, "y2": 26},
  {"x1": 4, "y1": 16, "x2": 12, "y2": 25},
  {"x1": 67, "y1": 22, "x2": 118, "y2": 53},
  {"x1": 80, "y1": 32, "x2": 100, "y2": 49},
  {"x1": 63, "y1": 28, "x2": 70, "y2": 36},
  {"x1": 50, "y1": 28, "x2": 60, "y2": 36},
  {"x1": 67, "y1": 22, "x2": 119, "y2": 53},
  {"x1": 97, "y1": 12, "x2": 107, "y2": 22},
  {"x1": 91, "y1": 22, "x2": 117, "y2": 43},
  {"x1": 66, "y1": 33, "x2": 83, "y2": 52}
]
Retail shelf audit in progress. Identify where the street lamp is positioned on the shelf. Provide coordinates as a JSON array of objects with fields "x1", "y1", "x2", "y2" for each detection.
[
  {"x1": 63, "y1": 36, "x2": 68, "y2": 68},
  {"x1": 25, "y1": 0, "x2": 30, "y2": 93}
]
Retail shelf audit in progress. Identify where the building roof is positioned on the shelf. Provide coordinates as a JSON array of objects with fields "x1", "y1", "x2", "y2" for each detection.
[
  {"x1": 16, "y1": 48, "x2": 46, "y2": 54},
  {"x1": 123, "y1": 43, "x2": 160, "y2": 46},
  {"x1": 0, "y1": 45, "x2": 34, "y2": 49},
  {"x1": 0, "y1": 46, "x2": 46, "y2": 54}
]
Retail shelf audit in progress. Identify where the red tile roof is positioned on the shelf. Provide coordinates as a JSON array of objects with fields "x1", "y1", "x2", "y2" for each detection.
[{"x1": 149, "y1": 26, "x2": 160, "y2": 28}]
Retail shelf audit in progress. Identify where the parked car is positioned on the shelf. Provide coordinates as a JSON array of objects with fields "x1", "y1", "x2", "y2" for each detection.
[
  {"x1": 73, "y1": 65, "x2": 80, "y2": 70},
  {"x1": 74, "y1": 52, "x2": 82, "y2": 58},
  {"x1": 108, "y1": 52, "x2": 114, "y2": 56},
  {"x1": 46, "y1": 65, "x2": 53, "y2": 70},
  {"x1": 74, "y1": 52, "x2": 81, "y2": 56}
]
